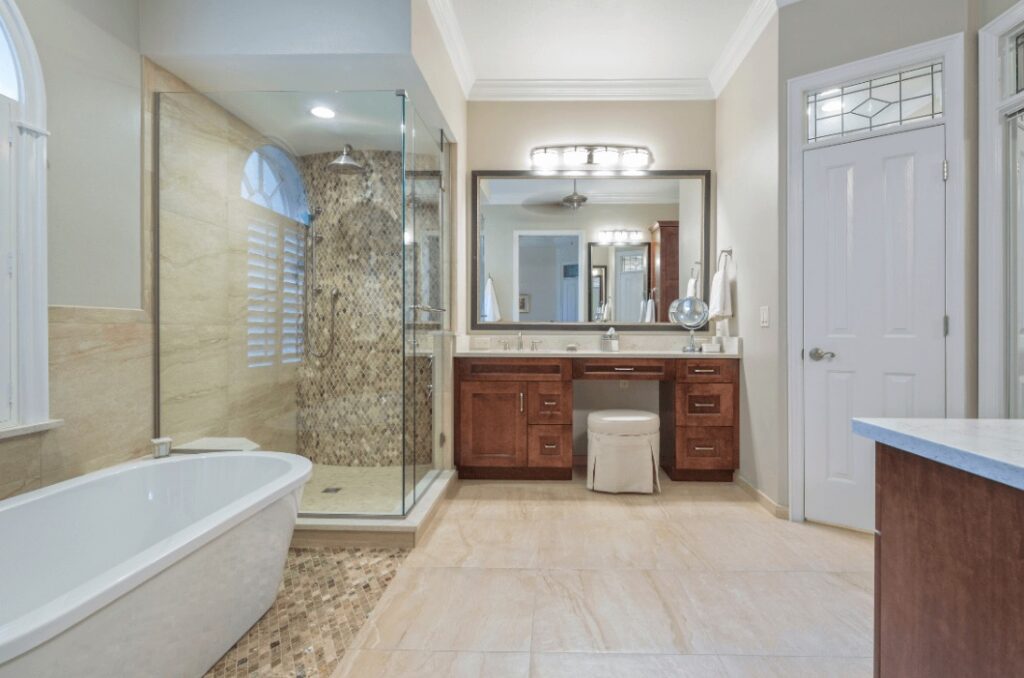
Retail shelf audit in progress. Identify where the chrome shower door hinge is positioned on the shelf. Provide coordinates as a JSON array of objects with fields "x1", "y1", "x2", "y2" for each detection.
[{"x1": 943, "y1": 160, "x2": 949, "y2": 182}]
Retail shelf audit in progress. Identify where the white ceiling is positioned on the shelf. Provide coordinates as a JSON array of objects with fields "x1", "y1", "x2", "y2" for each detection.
[
  {"x1": 481, "y1": 177, "x2": 687, "y2": 206},
  {"x1": 431, "y1": 0, "x2": 787, "y2": 100}
]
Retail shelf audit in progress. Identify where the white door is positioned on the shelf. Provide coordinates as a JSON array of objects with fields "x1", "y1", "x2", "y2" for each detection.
[
  {"x1": 803, "y1": 125, "x2": 947, "y2": 531},
  {"x1": 614, "y1": 247, "x2": 646, "y2": 323}
]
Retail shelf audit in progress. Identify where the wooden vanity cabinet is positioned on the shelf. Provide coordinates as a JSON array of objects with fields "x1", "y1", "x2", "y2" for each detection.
[
  {"x1": 456, "y1": 359, "x2": 574, "y2": 479},
  {"x1": 456, "y1": 356, "x2": 740, "y2": 482},
  {"x1": 660, "y1": 359, "x2": 740, "y2": 481}
]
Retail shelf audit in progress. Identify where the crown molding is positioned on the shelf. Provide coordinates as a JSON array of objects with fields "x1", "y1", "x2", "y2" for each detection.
[
  {"x1": 709, "y1": 0, "x2": 778, "y2": 96},
  {"x1": 469, "y1": 78, "x2": 715, "y2": 101},
  {"x1": 425, "y1": 0, "x2": 475, "y2": 98}
]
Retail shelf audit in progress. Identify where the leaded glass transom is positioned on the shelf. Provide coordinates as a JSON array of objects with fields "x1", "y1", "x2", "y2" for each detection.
[{"x1": 806, "y1": 63, "x2": 943, "y2": 143}]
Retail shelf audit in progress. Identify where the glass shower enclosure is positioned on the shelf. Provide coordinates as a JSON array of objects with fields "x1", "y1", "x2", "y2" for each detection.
[{"x1": 155, "y1": 89, "x2": 448, "y2": 516}]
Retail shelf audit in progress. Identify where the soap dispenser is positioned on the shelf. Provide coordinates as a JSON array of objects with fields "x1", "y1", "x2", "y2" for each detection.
[{"x1": 601, "y1": 327, "x2": 620, "y2": 352}]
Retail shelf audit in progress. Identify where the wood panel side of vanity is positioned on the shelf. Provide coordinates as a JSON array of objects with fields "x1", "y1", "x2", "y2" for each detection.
[{"x1": 875, "y1": 443, "x2": 1024, "y2": 677}]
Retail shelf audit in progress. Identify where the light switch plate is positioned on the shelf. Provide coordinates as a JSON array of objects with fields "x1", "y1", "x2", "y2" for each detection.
[{"x1": 759, "y1": 306, "x2": 770, "y2": 328}]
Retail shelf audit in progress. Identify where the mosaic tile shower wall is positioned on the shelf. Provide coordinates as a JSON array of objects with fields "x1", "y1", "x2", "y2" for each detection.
[{"x1": 297, "y1": 150, "x2": 420, "y2": 467}]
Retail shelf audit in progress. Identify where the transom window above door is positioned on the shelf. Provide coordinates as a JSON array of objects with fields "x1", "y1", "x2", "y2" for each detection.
[{"x1": 806, "y1": 62, "x2": 944, "y2": 143}]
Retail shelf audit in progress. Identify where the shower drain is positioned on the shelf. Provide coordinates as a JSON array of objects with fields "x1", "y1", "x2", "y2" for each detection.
[{"x1": 321, "y1": 487, "x2": 342, "y2": 494}]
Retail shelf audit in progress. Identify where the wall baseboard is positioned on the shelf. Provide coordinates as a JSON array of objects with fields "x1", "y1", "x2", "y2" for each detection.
[{"x1": 735, "y1": 474, "x2": 790, "y2": 520}]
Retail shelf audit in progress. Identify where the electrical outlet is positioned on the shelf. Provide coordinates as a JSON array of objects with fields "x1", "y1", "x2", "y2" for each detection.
[{"x1": 760, "y1": 306, "x2": 770, "y2": 328}]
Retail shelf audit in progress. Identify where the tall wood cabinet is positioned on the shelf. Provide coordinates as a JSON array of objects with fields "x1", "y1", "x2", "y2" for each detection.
[{"x1": 650, "y1": 220, "x2": 679, "y2": 322}]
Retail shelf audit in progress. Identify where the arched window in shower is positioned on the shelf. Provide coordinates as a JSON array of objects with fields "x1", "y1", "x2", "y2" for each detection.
[{"x1": 241, "y1": 145, "x2": 309, "y2": 367}]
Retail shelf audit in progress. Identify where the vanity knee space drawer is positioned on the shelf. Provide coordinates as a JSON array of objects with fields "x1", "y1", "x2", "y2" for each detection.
[
  {"x1": 676, "y1": 383, "x2": 736, "y2": 427},
  {"x1": 677, "y1": 427, "x2": 736, "y2": 470},
  {"x1": 528, "y1": 425, "x2": 573, "y2": 468}
]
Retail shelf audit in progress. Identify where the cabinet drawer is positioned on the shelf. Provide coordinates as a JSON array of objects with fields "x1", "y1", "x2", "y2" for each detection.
[
  {"x1": 676, "y1": 383, "x2": 736, "y2": 427},
  {"x1": 457, "y1": 358, "x2": 570, "y2": 382},
  {"x1": 678, "y1": 360, "x2": 738, "y2": 383},
  {"x1": 528, "y1": 425, "x2": 573, "y2": 468},
  {"x1": 573, "y1": 358, "x2": 672, "y2": 380},
  {"x1": 677, "y1": 427, "x2": 736, "y2": 470},
  {"x1": 528, "y1": 382, "x2": 572, "y2": 425}
]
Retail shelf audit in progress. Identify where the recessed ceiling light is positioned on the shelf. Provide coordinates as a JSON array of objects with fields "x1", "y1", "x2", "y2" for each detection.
[{"x1": 310, "y1": 106, "x2": 336, "y2": 119}]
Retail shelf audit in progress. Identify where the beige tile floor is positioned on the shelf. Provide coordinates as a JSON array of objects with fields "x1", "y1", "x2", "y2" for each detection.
[{"x1": 332, "y1": 471, "x2": 874, "y2": 677}]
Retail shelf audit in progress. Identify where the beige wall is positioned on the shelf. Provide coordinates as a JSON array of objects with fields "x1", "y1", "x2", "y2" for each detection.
[
  {"x1": 465, "y1": 100, "x2": 716, "y2": 334},
  {"x1": 716, "y1": 16, "x2": 784, "y2": 506},
  {"x1": 157, "y1": 88, "x2": 301, "y2": 454},
  {"x1": 19, "y1": 0, "x2": 144, "y2": 309},
  {"x1": 0, "y1": 3, "x2": 155, "y2": 500}
]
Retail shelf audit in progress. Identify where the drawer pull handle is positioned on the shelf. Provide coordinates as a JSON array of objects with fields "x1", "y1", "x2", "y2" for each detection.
[
  {"x1": 613, "y1": 367, "x2": 635, "y2": 372},
  {"x1": 543, "y1": 401, "x2": 558, "y2": 406},
  {"x1": 692, "y1": 368, "x2": 717, "y2": 374},
  {"x1": 694, "y1": 446, "x2": 716, "y2": 452},
  {"x1": 693, "y1": 402, "x2": 716, "y2": 408},
  {"x1": 543, "y1": 443, "x2": 558, "y2": 450}
]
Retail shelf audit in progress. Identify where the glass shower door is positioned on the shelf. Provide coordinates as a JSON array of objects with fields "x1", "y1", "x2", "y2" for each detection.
[{"x1": 403, "y1": 103, "x2": 446, "y2": 509}]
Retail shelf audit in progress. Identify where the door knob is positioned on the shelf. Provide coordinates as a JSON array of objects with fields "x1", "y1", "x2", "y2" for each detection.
[{"x1": 808, "y1": 347, "x2": 836, "y2": 361}]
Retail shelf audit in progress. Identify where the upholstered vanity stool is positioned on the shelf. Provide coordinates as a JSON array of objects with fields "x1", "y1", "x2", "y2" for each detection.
[{"x1": 586, "y1": 410, "x2": 661, "y2": 494}]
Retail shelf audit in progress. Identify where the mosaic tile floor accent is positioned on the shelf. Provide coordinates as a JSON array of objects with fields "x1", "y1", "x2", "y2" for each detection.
[{"x1": 204, "y1": 547, "x2": 408, "y2": 678}]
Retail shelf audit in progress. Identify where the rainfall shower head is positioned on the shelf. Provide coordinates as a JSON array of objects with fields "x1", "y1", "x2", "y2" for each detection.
[{"x1": 328, "y1": 144, "x2": 365, "y2": 174}]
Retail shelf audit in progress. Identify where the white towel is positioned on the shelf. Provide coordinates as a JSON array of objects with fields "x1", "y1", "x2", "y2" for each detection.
[
  {"x1": 643, "y1": 298, "x2": 656, "y2": 323},
  {"x1": 708, "y1": 268, "x2": 732, "y2": 321},
  {"x1": 482, "y1": 276, "x2": 502, "y2": 322},
  {"x1": 685, "y1": 277, "x2": 697, "y2": 298}
]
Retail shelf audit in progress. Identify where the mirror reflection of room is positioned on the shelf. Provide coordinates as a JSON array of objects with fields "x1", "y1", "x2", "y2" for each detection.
[{"x1": 477, "y1": 176, "x2": 706, "y2": 326}]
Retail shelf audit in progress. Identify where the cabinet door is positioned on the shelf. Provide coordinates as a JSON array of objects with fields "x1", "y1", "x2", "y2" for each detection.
[{"x1": 458, "y1": 381, "x2": 527, "y2": 468}]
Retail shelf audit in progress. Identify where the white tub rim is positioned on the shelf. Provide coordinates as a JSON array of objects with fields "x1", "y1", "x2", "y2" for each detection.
[{"x1": 0, "y1": 451, "x2": 311, "y2": 665}]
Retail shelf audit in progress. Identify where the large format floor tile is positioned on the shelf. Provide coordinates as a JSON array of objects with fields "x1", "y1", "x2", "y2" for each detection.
[
  {"x1": 333, "y1": 472, "x2": 875, "y2": 677},
  {"x1": 359, "y1": 567, "x2": 537, "y2": 652}
]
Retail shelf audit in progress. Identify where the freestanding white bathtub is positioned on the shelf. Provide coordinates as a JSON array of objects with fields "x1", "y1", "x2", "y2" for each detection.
[{"x1": 0, "y1": 451, "x2": 311, "y2": 677}]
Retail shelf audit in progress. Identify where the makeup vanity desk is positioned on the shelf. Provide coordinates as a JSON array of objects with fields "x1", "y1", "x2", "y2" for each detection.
[{"x1": 454, "y1": 350, "x2": 741, "y2": 482}]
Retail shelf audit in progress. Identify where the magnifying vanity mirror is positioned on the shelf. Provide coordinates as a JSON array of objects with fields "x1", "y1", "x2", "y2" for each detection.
[{"x1": 472, "y1": 170, "x2": 711, "y2": 331}]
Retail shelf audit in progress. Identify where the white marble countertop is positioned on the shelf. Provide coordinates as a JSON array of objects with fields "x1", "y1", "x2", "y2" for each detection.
[
  {"x1": 454, "y1": 349, "x2": 741, "y2": 359},
  {"x1": 852, "y1": 418, "x2": 1024, "y2": 491}
]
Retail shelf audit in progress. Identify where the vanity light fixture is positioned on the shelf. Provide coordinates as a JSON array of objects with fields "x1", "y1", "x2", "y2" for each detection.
[
  {"x1": 529, "y1": 144, "x2": 654, "y2": 171},
  {"x1": 310, "y1": 106, "x2": 336, "y2": 119},
  {"x1": 598, "y1": 228, "x2": 644, "y2": 245}
]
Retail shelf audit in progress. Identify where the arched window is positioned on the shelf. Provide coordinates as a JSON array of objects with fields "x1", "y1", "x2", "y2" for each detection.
[
  {"x1": 240, "y1": 145, "x2": 309, "y2": 367},
  {"x1": 0, "y1": 0, "x2": 50, "y2": 435},
  {"x1": 241, "y1": 145, "x2": 309, "y2": 222}
]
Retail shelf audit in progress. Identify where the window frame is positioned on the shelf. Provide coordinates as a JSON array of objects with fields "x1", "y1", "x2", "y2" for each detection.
[{"x1": 0, "y1": 0, "x2": 55, "y2": 439}]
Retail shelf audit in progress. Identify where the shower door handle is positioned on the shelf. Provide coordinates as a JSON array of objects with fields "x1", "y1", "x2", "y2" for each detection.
[{"x1": 411, "y1": 304, "x2": 447, "y2": 314}]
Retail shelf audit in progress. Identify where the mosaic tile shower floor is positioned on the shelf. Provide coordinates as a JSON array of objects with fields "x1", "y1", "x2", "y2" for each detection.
[{"x1": 204, "y1": 547, "x2": 408, "y2": 678}]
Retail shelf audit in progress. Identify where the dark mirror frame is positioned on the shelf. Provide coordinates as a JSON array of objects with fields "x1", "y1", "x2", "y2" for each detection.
[{"x1": 470, "y1": 169, "x2": 712, "y2": 332}]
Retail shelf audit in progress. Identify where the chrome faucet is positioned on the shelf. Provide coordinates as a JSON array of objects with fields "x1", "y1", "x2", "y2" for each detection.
[{"x1": 517, "y1": 332, "x2": 524, "y2": 350}]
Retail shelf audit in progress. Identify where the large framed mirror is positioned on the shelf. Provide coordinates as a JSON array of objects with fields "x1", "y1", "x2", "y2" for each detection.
[{"x1": 471, "y1": 170, "x2": 711, "y2": 330}]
